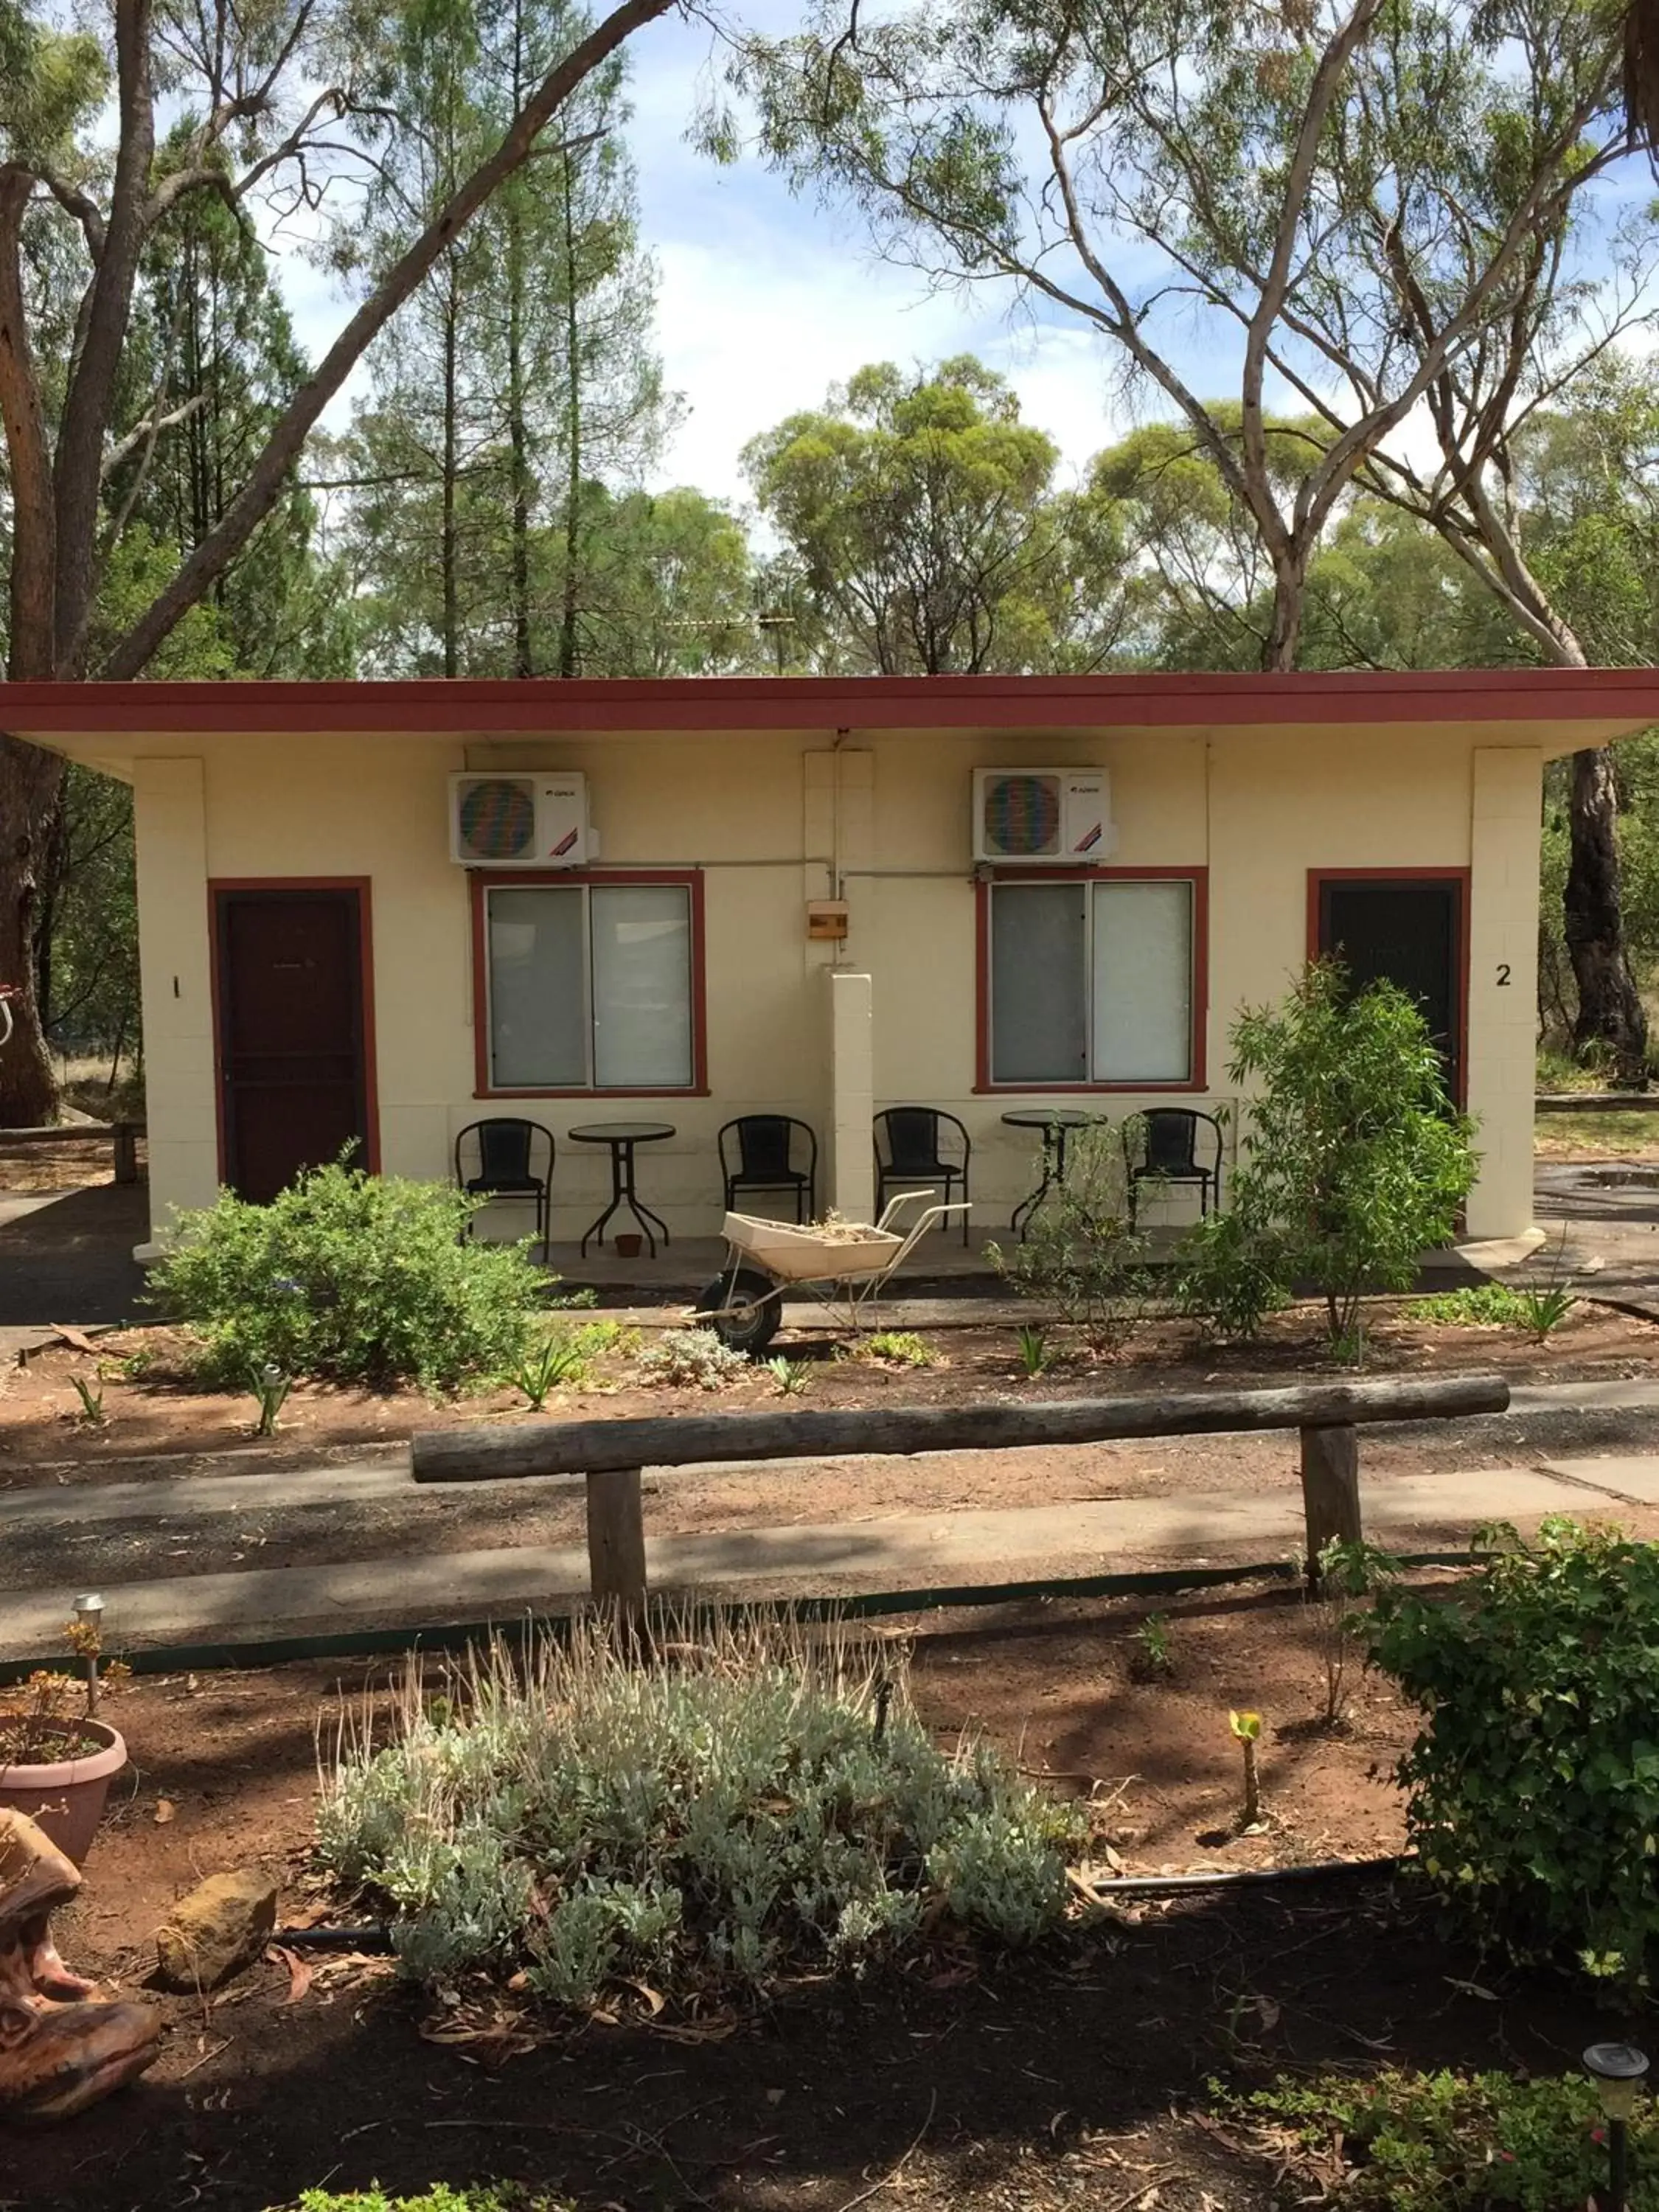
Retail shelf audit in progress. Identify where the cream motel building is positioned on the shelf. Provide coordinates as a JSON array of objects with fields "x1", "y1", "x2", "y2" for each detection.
[{"x1": 12, "y1": 667, "x2": 1659, "y2": 1261}]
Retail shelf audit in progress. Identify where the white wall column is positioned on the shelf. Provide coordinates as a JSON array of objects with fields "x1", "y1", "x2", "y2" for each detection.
[
  {"x1": 825, "y1": 968, "x2": 875, "y2": 1221},
  {"x1": 1465, "y1": 747, "x2": 1544, "y2": 1240},
  {"x1": 132, "y1": 757, "x2": 218, "y2": 1253}
]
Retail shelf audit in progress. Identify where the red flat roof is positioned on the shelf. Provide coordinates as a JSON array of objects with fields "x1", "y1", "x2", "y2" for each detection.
[{"x1": 7, "y1": 667, "x2": 1659, "y2": 737}]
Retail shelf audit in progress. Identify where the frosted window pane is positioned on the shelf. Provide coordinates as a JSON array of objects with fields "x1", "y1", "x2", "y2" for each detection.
[
  {"x1": 592, "y1": 886, "x2": 692, "y2": 1088},
  {"x1": 488, "y1": 887, "x2": 585, "y2": 1088},
  {"x1": 1091, "y1": 881, "x2": 1192, "y2": 1081},
  {"x1": 990, "y1": 884, "x2": 1088, "y2": 1083}
]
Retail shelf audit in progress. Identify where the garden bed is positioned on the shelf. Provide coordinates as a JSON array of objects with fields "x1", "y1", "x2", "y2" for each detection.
[
  {"x1": 20, "y1": 1582, "x2": 1624, "y2": 2212},
  {"x1": 1, "y1": 1296, "x2": 1654, "y2": 1484}
]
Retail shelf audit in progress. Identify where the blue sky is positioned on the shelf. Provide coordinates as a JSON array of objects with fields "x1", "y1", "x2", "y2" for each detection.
[{"x1": 619, "y1": 8, "x2": 1128, "y2": 501}]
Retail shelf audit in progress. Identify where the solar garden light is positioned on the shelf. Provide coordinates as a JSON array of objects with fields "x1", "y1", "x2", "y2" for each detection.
[
  {"x1": 1585, "y1": 2041, "x2": 1649, "y2": 2212},
  {"x1": 72, "y1": 1592, "x2": 104, "y2": 1715}
]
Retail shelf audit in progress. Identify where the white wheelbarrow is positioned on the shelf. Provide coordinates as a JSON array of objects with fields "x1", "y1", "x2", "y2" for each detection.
[{"x1": 692, "y1": 1191, "x2": 971, "y2": 1355}]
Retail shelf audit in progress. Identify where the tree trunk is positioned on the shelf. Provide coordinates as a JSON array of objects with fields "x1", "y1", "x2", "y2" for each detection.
[
  {"x1": 507, "y1": 0, "x2": 535, "y2": 679},
  {"x1": 32, "y1": 781, "x2": 67, "y2": 1034},
  {"x1": 0, "y1": 739, "x2": 65, "y2": 1125},
  {"x1": 507, "y1": 201, "x2": 533, "y2": 677},
  {"x1": 1261, "y1": 552, "x2": 1306, "y2": 672},
  {"x1": 557, "y1": 145, "x2": 582, "y2": 681},
  {"x1": 441, "y1": 282, "x2": 459, "y2": 680},
  {"x1": 1566, "y1": 745, "x2": 1649, "y2": 1082}
]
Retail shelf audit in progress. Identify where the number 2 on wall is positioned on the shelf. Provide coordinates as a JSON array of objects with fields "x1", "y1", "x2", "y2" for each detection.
[{"x1": 1495, "y1": 963, "x2": 1512, "y2": 987}]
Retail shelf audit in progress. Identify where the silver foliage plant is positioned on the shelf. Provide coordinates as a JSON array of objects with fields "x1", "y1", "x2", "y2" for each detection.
[{"x1": 316, "y1": 1615, "x2": 1081, "y2": 2005}]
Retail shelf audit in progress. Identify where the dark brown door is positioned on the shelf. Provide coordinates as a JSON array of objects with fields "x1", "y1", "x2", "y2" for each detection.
[
  {"x1": 1316, "y1": 875, "x2": 1464, "y2": 1101},
  {"x1": 216, "y1": 888, "x2": 372, "y2": 1202}
]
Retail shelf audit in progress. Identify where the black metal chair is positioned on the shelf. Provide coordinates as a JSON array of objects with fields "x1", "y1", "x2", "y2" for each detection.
[
  {"x1": 718, "y1": 1116, "x2": 818, "y2": 1223},
  {"x1": 872, "y1": 1107, "x2": 972, "y2": 1245},
  {"x1": 455, "y1": 1118, "x2": 554, "y2": 1254},
  {"x1": 1124, "y1": 1109, "x2": 1223, "y2": 1225}
]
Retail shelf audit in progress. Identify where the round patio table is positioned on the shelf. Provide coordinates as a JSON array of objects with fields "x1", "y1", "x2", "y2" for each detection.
[
  {"x1": 1001, "y1": 1107, "x2": 1110, "y2": 1238},
  {"x1": 568, "y1": 1121, "x2": 676, "y2": 1257}
]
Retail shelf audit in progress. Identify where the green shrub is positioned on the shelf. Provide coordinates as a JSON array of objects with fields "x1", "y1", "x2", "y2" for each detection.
[
  {"x1": 1405, "y1": 1284, "x2": 1531, "y2": 1326},
  {"x1": 288, "y1": 2192, "x2": 564, "y2": 2212},
  {"x1": 636, "y1": 1331, "x2": 751, "y2": 1387},
  {"x1": 1371, "y1": 1517, "x2": 1659, "y2": 1986},
  {"x1": 1176, "y1": 962, "x2": 1478, "y2": 1346},
  {"x1": 316, "y1": 1616, "x2": 1081, "y2": 2008},
  {"x1": 864, "y1": 1329, "x2": 936, "y2": 1366},
  {"x1": 1239, "y1": 2066, "x2": 1654, "y2": 2211},
  {"x1": 1406, "y1": 1280, "x2": 1579, "y2": 1340},
  {"x1": 987, "y1": 1122, "x2": 1151, "y2": 1354},
  {"x1": 150, "y1": 1160, "x2": 549, "y2": 1391}
]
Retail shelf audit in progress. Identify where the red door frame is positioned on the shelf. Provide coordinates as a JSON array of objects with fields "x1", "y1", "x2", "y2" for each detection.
[
  {"x1": 1306, "y1": 866, "x2": 1471, "y2": 1106},
  {"x1": 209, "y1": 877, "x2": 380, "y2": 1186}
]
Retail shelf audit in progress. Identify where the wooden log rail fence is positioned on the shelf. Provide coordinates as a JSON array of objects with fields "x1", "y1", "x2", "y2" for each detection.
[
  {"x1": 412, "y1": 1374, "x2": 1512, "y2": 1624},
  {"x1": 0, "y1": 1122, "x2": 142, "y2": 1183}
]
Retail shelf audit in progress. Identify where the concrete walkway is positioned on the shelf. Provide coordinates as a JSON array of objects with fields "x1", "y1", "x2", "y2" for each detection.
[{"x1": 7, "y1": 1453, "x2": 1658, "y2": 1658}]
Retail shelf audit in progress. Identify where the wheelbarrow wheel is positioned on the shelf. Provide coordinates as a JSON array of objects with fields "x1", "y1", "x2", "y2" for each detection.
[{"x1": 693, "y1": 1267, "x2": 782, "y2": 1357}]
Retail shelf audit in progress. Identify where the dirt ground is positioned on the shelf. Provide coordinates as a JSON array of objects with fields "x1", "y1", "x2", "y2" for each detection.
[
  {"x1": 9, "y1": 1582, "x2": 1620, "y2": 2212},
  {"x1": 1, "y1": 1301, "x2": 1655, "y2": 1593},
  {"x1": 3, "y1": 1298, "x2": 1655, "y2": 1483}
]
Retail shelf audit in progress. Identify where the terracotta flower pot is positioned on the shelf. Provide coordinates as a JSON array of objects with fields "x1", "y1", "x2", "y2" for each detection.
[
  {"x1": 614, "y1": 1233, "x2": 644, "y2": 1259},
  {"x1": 0, "y1": 1721, "x2": 127, "y2": 1866}
]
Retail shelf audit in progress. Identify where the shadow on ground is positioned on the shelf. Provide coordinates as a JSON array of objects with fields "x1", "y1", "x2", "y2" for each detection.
[
  {"x1": 19, "y1": 1873, "x2": 1627, "y2": 2212},
  {"x1": 0, "y1": 1180, "x2": 148, "y2": 1326}
]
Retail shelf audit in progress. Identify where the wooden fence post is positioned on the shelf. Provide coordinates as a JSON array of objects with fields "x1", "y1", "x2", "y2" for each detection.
[
  {"x1": 586, "y1": 1466, "x2": 647, "y2": 1628},
  {"x1": 112, "y1": 1124, "x2": 138, "y2": 1185},
  {"x1": 1300, "y1": 1423, "x2": 1362, "y2": 1587}
]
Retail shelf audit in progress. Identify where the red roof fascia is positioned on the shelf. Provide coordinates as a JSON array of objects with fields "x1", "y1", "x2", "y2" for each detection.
[{"x1": 4, "y1": 667, "x2": 1659, "y2": 737}]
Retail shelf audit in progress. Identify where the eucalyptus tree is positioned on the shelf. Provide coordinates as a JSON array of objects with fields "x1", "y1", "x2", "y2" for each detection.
[
  {"x1": 721, "y1": 0, "x2": 1649, "y2": 1066},
  {"x1": 563, "y1": 483, "x2": 761, "y2": 674},
  {"x1": 0, "y1": 0, "x2": 677, "y2": 1121},
  {"x1": 743, "y1": 357, "x2": 1077, "y2": 673}
]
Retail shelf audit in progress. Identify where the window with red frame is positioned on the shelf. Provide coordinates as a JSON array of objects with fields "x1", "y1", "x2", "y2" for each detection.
[
  {"x1": 987, "y1": 877, "x2": 1196, "y2": 1085},
  {"x1": 483, "y1": 880, "x2": 695, "y2": 1092}
]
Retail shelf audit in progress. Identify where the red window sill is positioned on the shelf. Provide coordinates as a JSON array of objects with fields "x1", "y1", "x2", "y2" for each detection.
[
  {"x1": 973, "y1": 1079, "x2": 1206, "y2": 1096},
  {"x1": 475, "y1": 1088, "x2": 711, "y2": 1102}
]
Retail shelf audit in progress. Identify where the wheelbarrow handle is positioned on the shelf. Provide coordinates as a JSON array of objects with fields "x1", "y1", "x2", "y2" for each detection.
[
  {"x1": 874, "y1": 1188, "x2": 934, "y2": 1231},
  {"x1": 888, "y1": 1200, "x2": 972, "y2": 1267}
]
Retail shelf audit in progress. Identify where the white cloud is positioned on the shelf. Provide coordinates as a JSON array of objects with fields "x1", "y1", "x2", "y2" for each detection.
[{"x1": 647, "y1": 229, "x2": 1133, "y2": 502}]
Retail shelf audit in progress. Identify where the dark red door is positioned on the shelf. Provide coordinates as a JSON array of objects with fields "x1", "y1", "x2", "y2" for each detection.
[{"x1": 215, "y1": 888, "x2": 372, "y2": 1202}]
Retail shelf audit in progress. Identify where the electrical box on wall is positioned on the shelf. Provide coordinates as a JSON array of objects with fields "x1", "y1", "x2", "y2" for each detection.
[
  {"x1": 972, "y1": 768, "x2": 1112, "y2": 864},
  {"x1": 807, "y1": 900, "x2": 849, "y2": 941},
  {"x1": 449, "y1": 773, "x2": 591, "y2": 866}
]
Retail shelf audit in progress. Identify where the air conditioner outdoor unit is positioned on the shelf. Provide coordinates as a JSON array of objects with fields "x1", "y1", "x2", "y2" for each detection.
[
  {"x1": 972, "y1": 768, "x2": 1112, "y2": 864},
  {"x1": 448, "y1": 772, "x2": 591, "y2": 867}
]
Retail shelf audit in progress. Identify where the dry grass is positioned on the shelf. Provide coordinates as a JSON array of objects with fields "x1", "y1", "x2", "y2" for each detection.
[{"x1": 1534, "y1": 1107, "x2": 1659, "y2": 1160}]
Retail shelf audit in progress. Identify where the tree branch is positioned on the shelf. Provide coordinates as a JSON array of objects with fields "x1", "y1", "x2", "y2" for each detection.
[
  {"x1": 1242, "y1": 0, "x2": 1384, "y2": 549},
  {"x1": 101, "y1": 392, "x2": 208, "y2": 480}
]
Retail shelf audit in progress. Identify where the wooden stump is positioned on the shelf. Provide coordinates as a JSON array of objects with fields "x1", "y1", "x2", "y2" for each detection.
[
  {"x1": 586, "y1": 1466, "x2": 647, "y2": 1632},
  {"x1": 1300, "y1": 1422, "x2": 1362, "y2": 1587},
  {"x1": 112, "y1": 1123, "x2": 138, "y2": 1185}
]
